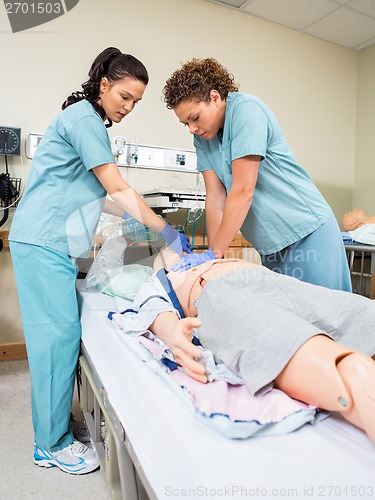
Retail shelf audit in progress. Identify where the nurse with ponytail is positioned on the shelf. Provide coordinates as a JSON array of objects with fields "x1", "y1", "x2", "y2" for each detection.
[{"x1": 9, "y1": 47, "x2": 191, "y2": 475}]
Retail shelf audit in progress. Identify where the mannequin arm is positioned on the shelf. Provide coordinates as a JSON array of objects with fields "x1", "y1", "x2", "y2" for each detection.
[{"x1": 150, "y1": 312, "x2": 207, "y2": 383}]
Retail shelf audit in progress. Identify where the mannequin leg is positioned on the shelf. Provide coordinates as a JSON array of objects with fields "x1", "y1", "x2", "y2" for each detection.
[
  {"x1": 336, "y1": 353, "x2": 375, "y2": 442},
  {"x1": 275, "y1": 335, "x2": 375, "y2": 443},
  {"x1": 275, "y1": 335, "x2": 354, "y2": 411}
]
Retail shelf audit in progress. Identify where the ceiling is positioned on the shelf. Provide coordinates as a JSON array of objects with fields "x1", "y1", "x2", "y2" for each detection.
[{"x1": 205, "y1": 0, "x2": 375, "y2": 50}]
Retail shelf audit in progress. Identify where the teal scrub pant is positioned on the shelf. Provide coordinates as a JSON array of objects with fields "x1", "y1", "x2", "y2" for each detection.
[
  {"x1": 262, "y1": 215, "x2": 352, "y2": 292},
  {"x1": 10, "y1": 241, "x2": 81, "y2": 451}
]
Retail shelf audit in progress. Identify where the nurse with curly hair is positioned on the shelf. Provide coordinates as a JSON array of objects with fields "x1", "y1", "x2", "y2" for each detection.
[{"x1": 162, "y1": 58, "x2": 351, "y2": 292}]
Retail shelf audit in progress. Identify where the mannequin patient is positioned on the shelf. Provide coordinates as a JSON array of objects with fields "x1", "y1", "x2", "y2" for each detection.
[
  {"x1": 342, "y1": 209, "x2": 375, "y2": 231},
  {"x1": 124, "y1": 248, "x2": 375, "y2": 444}
]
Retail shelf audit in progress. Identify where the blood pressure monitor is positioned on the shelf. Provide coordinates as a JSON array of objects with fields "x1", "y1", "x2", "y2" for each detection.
[{"x1": 0, "y1": 127, "x2": 21, "y2": 156}]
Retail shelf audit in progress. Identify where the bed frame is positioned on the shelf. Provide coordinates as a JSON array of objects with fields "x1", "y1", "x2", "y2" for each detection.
[
  {"x1": 345, "y1": 243, "x2": 375, "y2": 298},
  {"x1": 77, "y1": 346, "x2": 155, "y2": 500}
]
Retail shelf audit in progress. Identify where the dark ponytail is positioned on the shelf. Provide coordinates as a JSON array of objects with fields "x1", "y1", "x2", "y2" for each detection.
[{"x1": 62, "y1": 47, "x2": 149, "y2": 127}]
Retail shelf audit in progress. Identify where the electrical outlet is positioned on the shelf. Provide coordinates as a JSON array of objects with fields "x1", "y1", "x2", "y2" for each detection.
[{"x1": 26, "y1": 133, "x2": 43, "y2": 159}]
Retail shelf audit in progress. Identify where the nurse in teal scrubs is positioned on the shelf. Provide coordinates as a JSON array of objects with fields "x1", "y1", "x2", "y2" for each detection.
[
  {"x1": 9, "y1": 47, "x2": 190, "y2": 475},
  {"x1": 162, "y1": 57, "x2": 351, "y2": 292}
]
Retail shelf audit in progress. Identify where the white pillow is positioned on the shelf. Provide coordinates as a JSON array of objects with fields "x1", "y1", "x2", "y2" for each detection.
[{"x1": 349, "y1": 224, "x2": 375, "y2": 246}]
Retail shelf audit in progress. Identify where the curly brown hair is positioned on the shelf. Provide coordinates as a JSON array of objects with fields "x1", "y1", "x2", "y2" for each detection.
[{"x1": 162, "y1": 58, "x2": 239, "y2": 109}]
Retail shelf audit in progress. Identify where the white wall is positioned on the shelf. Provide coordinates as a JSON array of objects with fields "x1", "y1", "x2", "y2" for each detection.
[{"x1": 0, "y1": 0, "x2": 357, "y2": 215}]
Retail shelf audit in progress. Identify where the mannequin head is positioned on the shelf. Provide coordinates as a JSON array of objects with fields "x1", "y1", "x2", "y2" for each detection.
[{"x1": 342, "y1": 209, "x2": 368, "y2": 231}]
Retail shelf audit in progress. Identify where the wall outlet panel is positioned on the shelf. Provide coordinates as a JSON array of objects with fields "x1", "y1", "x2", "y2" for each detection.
[
  {"x1": 116, "y1": 144, "x2": 197, "y2": 172},
  {"x1": 26, "y1": 133, "x2": 43, "y2": 159},
  {"x1": 164, "y1": 150, "x2": 197, "y2": 171}
]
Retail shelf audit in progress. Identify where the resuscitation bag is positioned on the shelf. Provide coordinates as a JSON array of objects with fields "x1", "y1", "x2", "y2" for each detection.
[{"x1": 81, "y1": 221, "x2": 156, "y2": 300}]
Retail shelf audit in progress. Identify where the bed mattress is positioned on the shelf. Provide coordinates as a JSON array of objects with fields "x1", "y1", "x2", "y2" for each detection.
[{"x1": 78, "y1": 288, "x2": 375, "y2": 500}]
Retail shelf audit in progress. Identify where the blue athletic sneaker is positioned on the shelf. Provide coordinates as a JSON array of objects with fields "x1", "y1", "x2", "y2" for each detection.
[{"x1": 34, "y1": 440, "x2": 99, "y2": 474}]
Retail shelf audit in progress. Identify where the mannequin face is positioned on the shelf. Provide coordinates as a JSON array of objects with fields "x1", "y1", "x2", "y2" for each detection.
[
  {"x1": 173, "y1": 90, "x2": 226, "y2": 140},
  {"x1": 342, "y1": 209, "x2": 367, "y2": 231}
]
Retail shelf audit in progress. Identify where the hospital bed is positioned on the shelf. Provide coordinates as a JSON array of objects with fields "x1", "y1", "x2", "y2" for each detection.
[
  {"x1": 345, "y1": 243, "x2": 375, "y2": 299},
  {"x1": 77, "y1": 284, "x2": 375, "y2": 500}
]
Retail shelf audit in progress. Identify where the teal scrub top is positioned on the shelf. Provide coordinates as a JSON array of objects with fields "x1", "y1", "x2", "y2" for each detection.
[
  {"x1": 9, "y1": 100, "x2": 115, "y2": 258},
  {"x1": 194, "y1": 92, "x2": 332, "y2": 255}
]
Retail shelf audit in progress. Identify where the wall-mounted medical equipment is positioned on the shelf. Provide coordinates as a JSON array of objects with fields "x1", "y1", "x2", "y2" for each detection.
[
  {"x1": 111, "y1": 135, "x2": 127, "y2": 159},
  {"x1": 0, "y1": 127, "x2": 21, "y2": 156},
  {"x1": 0, "y1": 126, "x2": 22, "y2": 229},
  {"x1": 26, "y1": 133, "x2": 43, "y2": 159},
  {"x1": 115, "y1": 143, "x2": 197, "y2": 172}
]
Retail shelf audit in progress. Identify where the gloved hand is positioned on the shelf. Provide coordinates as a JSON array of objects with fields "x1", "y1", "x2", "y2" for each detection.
[
  {"x1": 159, "y1": 223, "x2": 192, "y2": 257},
  {"x1": 171, "y1": 248, "x2": 217, "y2": 272}
]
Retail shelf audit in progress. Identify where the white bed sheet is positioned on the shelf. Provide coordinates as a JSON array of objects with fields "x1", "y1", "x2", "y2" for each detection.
[{"x1": 79, "y1": 289, "x2": 375, "y2": 500}]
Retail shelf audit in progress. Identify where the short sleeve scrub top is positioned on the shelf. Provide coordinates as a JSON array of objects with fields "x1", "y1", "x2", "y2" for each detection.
[
  {"x1": 194, "y1": 92, "x2": 351, "y2": 291},
  {"x1": 8, "y1": 100, "x2": 116, "y2": 451}
]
